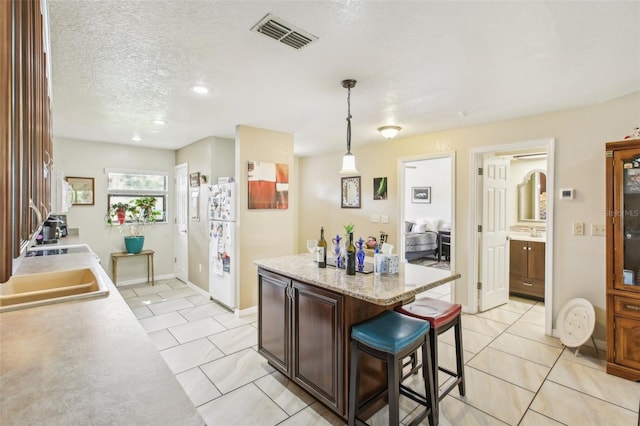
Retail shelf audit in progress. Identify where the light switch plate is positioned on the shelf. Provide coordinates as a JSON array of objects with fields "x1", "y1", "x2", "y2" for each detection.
[
  {"x1": 591, "y1": 224, "x2": 605, "y2": 236},
  {"x1": 381, "y1": 215, "x2": 390, "y2": 224},
  {"x1": 573, "y1": 222, "x2": 584, "y2": 236},
  {"x1": 370, "y1": 214, "x2": 380, "y2": 223}
]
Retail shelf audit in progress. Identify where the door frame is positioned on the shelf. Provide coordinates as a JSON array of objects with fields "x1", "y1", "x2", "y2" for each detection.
[
  {"x1": 174, "y1": 163, "x2": 189, "y2": 283},
  {"x1": 398, "y1": 151, "x2": 456, "y2": 300},
  {"x1": 469, "y1": 138, "x2": 555, "y2": 335}
]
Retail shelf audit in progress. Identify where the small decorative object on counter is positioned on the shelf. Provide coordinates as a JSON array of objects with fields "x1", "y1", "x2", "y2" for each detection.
[
  {"x1": 317, "y1": 227, "x2": 327, "y2": 268},
  {"x1": 365, "y1": 236, "x2": 377, "y2": 249},
  {"x1": 346, "y1": 232, "x2": 356, "y2": 275},
  {"x1": 332, "y1": 234, "x2": 343, "y2": 268},
  {"x1": 356, "y1": 237, "x2": 366, "y2": 272}
]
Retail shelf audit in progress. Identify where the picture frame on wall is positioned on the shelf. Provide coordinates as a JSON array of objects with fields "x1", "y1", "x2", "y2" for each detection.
[
  {"x1": 373, "y1": 177, "x2": 387, "y2": 200},
  {"x1": 66, "y1": 176, "x2": 94, "y2": 205},
  {"x1": 341, "y1": 176, "x2": 361, "y2": 208},
  {"x1": 189, "y1": 172, "x2": 200, "y2": 188},
  {"x1": 411, "y1": 186, "x2": 431, "y2": 203}
]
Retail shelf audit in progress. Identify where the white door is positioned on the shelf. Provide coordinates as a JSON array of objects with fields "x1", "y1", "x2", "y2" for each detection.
[
  {"x1": 479, "y1": 154, "x2": 510, "y2": 311},
  {"x1": 175, "y1": 164, "x2": 189, "y2": 283}
]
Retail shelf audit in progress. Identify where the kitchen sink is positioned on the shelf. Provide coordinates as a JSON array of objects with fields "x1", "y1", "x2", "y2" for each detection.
[{"x1": 0, "y1": 267, "x2": 109, "y2": 312}]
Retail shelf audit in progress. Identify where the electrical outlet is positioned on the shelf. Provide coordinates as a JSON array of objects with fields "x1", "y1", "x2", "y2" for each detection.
[
  {"x1": 573, "y1": 222, "x2": 584, "y2": 236},
  {"x1": 591, "y1": 224, "x2": 605, "y2": 236}
]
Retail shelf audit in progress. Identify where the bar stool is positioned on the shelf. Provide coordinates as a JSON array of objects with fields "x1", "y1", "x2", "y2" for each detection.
[
  {"x1": 349, "y1": 310, "x2": 437, "y2": 426},
  {"x1": 396, "y1": 298, "x2": 465, "y2": 419}
]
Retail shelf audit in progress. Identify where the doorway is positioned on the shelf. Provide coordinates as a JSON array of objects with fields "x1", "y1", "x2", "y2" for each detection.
[
  {"x1": 469, "y1": 138, "x2": 555, "y2": 335},
  {"x1": 175, "y1": 163, "x2": 189, "y2": 283},
  {"x1": 399, "y1": 152, "x2": 456, "y2": 301}
]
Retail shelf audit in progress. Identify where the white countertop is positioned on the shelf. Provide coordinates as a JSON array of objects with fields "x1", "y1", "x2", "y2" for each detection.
[
  {"x1": 0, "y1": 245, "x2": 204, "y2": 425},
  {"x1": 255, "y1": 254, "x2": 461, "y2": 306}
]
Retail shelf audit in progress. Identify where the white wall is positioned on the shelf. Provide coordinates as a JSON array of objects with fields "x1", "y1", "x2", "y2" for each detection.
[
  {"x1": 404, "y1": 157, "x2": 452, "y2": 226},
  {"x1": 52, "y1": 137, "x2": 176, "y2": 284}
]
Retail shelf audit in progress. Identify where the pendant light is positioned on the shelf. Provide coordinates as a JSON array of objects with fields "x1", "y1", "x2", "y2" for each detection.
[{"x1": 339, "y1": 79, "x2": 358, "y2": 175}]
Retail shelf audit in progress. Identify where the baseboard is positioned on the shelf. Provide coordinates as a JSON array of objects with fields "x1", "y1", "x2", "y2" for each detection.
[{"x1": 114, "y1": 273, "x2": 176, "y2": 287}]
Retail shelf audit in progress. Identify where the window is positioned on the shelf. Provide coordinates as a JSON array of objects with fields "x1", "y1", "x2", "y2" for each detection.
[{"x1": 106, "y1": 169, "x2": 168, "y2": 223}]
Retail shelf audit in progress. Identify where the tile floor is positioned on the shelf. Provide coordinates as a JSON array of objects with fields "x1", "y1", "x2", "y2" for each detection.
[{"x1": 119, "y1": 278, "x2": 640, "y2": 425}]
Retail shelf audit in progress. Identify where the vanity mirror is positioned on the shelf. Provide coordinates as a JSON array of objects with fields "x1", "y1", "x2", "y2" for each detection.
[{"x1": 518, "y1": 169, "x2": 547, "y2": 222}]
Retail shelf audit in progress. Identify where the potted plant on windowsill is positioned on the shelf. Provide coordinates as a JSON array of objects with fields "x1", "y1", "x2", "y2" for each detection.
[{"x1": 107, "y1": 197, "x2": 161, "y2": 254}]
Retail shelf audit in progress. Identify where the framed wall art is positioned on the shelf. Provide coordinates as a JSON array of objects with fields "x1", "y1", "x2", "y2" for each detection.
[
  {"x1": 373, "y1": 177, "x2": 387, "y2": 200},
  {"x1": 189, "y1": 172, "x2": 200, "y2": 188},
  {"x1": 411, "y1": 186, "x2": 431, "y2": 204},
  {"x1": 66, "y1": 176, "x2": 94, "y2": 205},
  {"x1": 341, "y1": 176, "x2": 361, "y2": 208},
  {"x1": 247, "y1": 161, "x2": 289, "y2": 209}
]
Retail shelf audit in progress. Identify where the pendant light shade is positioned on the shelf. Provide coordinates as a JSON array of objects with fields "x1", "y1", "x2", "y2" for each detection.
[
  {"x1": 339, "y1": 79, "x2": 358, "y2": 175},
  {"x1": 340, "y1": 152, "x2": 358, "y2": 175}
]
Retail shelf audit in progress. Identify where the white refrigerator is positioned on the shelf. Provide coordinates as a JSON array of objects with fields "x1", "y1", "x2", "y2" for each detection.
[{"x1": 208, "y1": 178, "x2": 236, "y2": 310}]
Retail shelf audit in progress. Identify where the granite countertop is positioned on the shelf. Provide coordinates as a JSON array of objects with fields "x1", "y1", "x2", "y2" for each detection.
[
  {"x1": 0, "y1": 244, "x2": 204, "y2": 425},
  {"x1": 255, "y1": 254, "x2": 461, "y2": 306}
]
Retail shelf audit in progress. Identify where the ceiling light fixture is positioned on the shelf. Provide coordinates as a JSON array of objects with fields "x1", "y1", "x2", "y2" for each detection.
[
  {"x1": 190, "y1": 85, "x2": 209, "y2": 94},
  {"x1": 152, "y1": 119, "x2": 167, "y2": 125},
  {"x1": 339, "y1": 79, "x2": 358, "y2": 175},
  {"x1": 131, "y1": 135, "x2": 142, "y2": 142},
  {"x1": 377, "y1": 125, "x2": 401, "y2": 139}
]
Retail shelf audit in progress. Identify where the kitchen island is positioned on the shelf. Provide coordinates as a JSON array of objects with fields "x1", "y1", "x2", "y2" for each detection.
[
  {"x1": 0, "y1": 245, "x2": 204, "y2": 425},
  {"x1": 255, "y1": 254, "x2": 461, "y2": 420}
]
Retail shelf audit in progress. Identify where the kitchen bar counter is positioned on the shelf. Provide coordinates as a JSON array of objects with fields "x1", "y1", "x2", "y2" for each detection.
[
  {"x1": 255, "y1": 254, "x2": 460, "y2": 420},
  {"x1": 255, "y1": 253, "x2": 461, "y2": 306},
  {"x1": 0, "y1": 247, "x2": 204, "y2": 425}
]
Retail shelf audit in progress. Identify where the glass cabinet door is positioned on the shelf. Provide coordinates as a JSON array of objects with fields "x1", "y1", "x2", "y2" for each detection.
[{"x1": 616, "y1": 148, "x2": 640, "y2": 290}]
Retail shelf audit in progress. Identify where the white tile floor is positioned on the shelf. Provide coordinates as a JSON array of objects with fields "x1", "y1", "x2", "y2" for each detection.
[{"x1": 119, "y1": 278, "x2": 640, "y2": 425}]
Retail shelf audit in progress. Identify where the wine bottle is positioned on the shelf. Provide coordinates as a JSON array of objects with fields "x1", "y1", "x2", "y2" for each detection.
[
  {"x1": 317, "y1": 227, "x2": 327, "y2": 268},
  {"x1": 346, "y1": 232, "x2": 356, "y2": 275}
]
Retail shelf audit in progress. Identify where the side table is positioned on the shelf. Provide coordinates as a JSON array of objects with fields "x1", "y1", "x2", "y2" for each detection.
[
  {"x1": 111, "y1": 249, "x2": 155, "y2": 286},
  {"x1": 438, "y1": 231, "x2": 451, "y2": 262}
]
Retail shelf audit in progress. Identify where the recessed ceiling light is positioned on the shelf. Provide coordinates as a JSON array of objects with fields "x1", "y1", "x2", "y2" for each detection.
[
  {"x1": 131, "y1": 135, "x2": 142, "y2": 142},
  {"x1": 190, "y1": 85, "x2": 209, "y2": 94},
  {"x1": 378, "y1": 125, "x2": 401, "y2": 139},
  {"x1": 152, "y1": 119, "x2": 167, "y2": 125}
]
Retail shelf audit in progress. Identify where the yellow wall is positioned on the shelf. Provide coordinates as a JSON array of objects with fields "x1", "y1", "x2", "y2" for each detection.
[
  {"x1": 236, "y1": 125, "x2": 298, "y2": 310},
  {"x1": 298, "y1": 92, "x2": 640, "y2": 339}
]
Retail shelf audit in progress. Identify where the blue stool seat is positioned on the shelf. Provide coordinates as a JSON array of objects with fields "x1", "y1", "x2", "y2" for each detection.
[
  {"x1": 348, "y1": 310, "x2": 437, "y2": 426},
  {"x1": 351, "y1": 311, "x2": 430, "y2": 354}
]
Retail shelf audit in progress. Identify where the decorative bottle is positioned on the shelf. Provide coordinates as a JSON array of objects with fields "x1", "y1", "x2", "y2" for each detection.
[
  {"x1": 317, "y1": 227, "x2": 327, "y2": 268},
  {"x1": 356, "y1": 237, "x2": 365, "y2": 272},
  {"x1": 346, "y1": 232, "x2": 356, "y2": 275}
]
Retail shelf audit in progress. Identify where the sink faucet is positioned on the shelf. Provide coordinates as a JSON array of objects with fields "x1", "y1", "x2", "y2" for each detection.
[{"x1": 531, "y1": 227, "x2": 539, "y2": 237}]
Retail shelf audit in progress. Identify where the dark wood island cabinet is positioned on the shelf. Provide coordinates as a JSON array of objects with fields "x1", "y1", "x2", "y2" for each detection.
[{"x1": 256, "y1": 254, "x2": 461, "y2": 420}]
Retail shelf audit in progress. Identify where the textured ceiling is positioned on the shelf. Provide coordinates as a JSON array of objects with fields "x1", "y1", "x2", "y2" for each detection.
[{"x1": 48, "y1": 1, "x2": 639, "y2": 156}]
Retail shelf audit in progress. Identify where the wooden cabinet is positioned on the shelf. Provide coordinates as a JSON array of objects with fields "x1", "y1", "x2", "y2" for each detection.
[
  {"x1": 606, "y1": 139, "x2": 640, "y2": 381},
  {"x1": 1, "y1": 0, "x2": 53, "y2": 282},
  {"x1": 509, "y1": 240, "x2": 545, "y2": 300},
  {"x1": 258, "y1": 267, "x2": 395, "y2": 419},
  {"x1": 258, "y1": 269, "x2": 344, "y2": 413}
]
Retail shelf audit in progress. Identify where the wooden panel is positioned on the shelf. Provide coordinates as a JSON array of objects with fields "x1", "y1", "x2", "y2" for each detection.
[
  {"x1": 292, "y1": 281, "x2": 343, "y2": 412},
  {"x1": 614, "y1": 296, "x2": 640, "y2": 321},
  {"x1": 528, "y1": 241, "x2": 546, "y2": 281},
  {"x1": 509, "y1": 276, "x2": 544, "y2": 300},
  {"x1": 0, "y1": 0, "x2": 12, "y2": 282},
  {"x1": 614, "y1": 316, "x2": 640, "y2": 373},
  {"x1": 257, "y1": 270, "x2": 290, "y2": 373},
  {"x1": 509, "y1": 240, "x2": 528, "y2": 278}
]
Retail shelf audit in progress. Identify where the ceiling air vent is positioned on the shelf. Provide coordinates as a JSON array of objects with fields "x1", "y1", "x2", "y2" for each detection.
[{"x1": 251, "y1": 13, "x2": 318, "y2": 50}]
